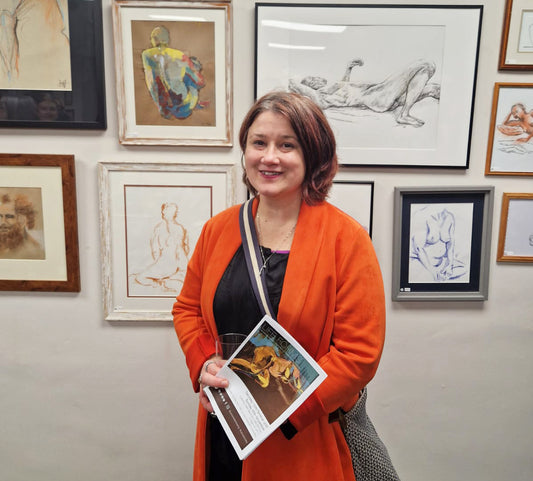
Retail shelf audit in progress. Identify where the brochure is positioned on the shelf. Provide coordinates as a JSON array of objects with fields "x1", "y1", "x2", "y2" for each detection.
[{"x1": 204, "y1": 315, "x2": 327, "y2": 460}]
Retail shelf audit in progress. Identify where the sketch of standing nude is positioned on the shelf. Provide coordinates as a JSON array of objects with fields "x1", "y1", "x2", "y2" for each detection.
[
  {"x1": 0, "y1": 0, "x2": 70, "y2": 89},
  {"x1": 132, "y1": 202, "x2": 190, "y2": 292},
  {"x1": 289, "y1": 58, "x2": 440, "y2": 127}
]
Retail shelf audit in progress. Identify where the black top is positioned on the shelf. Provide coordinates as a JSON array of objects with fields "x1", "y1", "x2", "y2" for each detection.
[{"x1": 208, "y1": 245, "x2": 289, "y2": 481}]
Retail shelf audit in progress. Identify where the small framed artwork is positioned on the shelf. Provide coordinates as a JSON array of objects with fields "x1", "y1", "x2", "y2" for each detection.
[
  {"x1": 328, "y1": 180, "x2": 374, "y2": 238},
  {"x1": 255, "y1": 3, "x2": 482, "y2": 168},
  {"x1": 485, "y1": 83, "x2": 533, "y2": 176},
  {"x1": 0, "y1": 0, "x2": 106, "y2": 130},
  {"x1": 392, "y1": 186, "x2": 494, "y2": 302},
  {"x1": 499, "y1": 0, "x2": 533, "y2": 70},
  {"x1": 0, "y1": 154, "x2": 80, "y2": 292},
  {"x1": 98, "y1": 162, "x2": 234, "y2": 321},
  {"x1": 497, "y1": 193, "x2": 533, "y2": 262},
  {"x1": 112, "y1": 0, "x2": 233, "y2": 146}
]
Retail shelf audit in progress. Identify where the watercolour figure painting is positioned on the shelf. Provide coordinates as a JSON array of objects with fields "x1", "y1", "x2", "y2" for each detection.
[
  {"x1": 131, "y1": 20, "x2": 215, "y2": 127},
  {"x1": 0, "y1": 0, "x2": 71, "y2": 91},
  {"x1": 487, "y1": 84, "x2": 533, "y2": 174},
  {"x1": 0, "y1": 186, "x2": 45, "y2": 260},
  {"x1": 408, "y1": 202, "x2": 473, "y2": 284},
  {"x1": 125, "y1": 185, "x2": 211, "y2": 298}
]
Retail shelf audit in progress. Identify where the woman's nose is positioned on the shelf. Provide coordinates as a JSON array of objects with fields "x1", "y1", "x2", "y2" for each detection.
[{"x1": 262, "y1": 143, "x2": 279, "y2": 163}]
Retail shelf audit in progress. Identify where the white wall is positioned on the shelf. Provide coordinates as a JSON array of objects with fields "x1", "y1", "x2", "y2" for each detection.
[{"x1": 1, "y1": 1, "x2": 532, "y2": 480}]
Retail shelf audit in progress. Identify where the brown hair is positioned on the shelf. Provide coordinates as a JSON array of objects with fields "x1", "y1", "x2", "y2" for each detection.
[{"x1": 239, "y1": 91, "x2": 338, "y2": 205}]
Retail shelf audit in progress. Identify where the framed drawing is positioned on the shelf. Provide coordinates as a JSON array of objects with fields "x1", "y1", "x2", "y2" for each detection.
[
  {"x1": 499, "y1": 0, "x2": 533, "y2": 70},
  {"x1": 0, "y1": 154, "x2": 80, "y2": 292},
  {"x1": 112, "y1": 0, "x2": 233, "y2": 146},
  {"x1": 329, "y1": 180, "x2": 374, "y2": 238},
  {"x1": 497, "y1": 193, "x2": 533, "y2": 262},
  {"x1": 485, "y1": 83, "x2": 533, "y2": 176},
  {"x1": 0, "y1": 0, "x2": 106, "y2": 130},
  {"x1": 255, "y1": 3, "x2": 482, "y2": 168},
  {"x1": 392, "y1": 186, "x2": 494, "y2": 302},
  {"x1": 98, "y1": 162, "x2": 234, "y2": 321}
]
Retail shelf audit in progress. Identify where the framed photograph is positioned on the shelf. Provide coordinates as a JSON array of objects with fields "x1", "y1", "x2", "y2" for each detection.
[
  {"x1": 499, "y1": 0, "x2": 533, "y2": 70},
  {"x1": 0, "y1": 0, "x2": 106, "y2": 130},
  {"x1": 485, "y1": 83, "x2": 533, "y2": 176},
  {"x1": 255, "y1": 3, "x2": 482, "y2": 168},
  {"x1": 328, "y1": 180, "x2": 374, "y2": 238},
  {"x1": 112, "y1": 0, "x2": 233, "y2": 146},
  {"x1": 0, "y1": 154, "x2": 80, "y2": 292},
  {"x1": 392, "y1": 186, "x2": 494, "y2": 302},
  {"x1": 98, "y1": 162, "x2": 234, "y2": 321},
  {"x1": 497, "y1": 193, "x2": 533, "y2": 262}
]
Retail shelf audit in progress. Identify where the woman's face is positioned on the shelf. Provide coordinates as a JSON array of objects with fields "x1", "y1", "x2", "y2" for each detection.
[
  {"x1": 244, "y1": 111, "x2": 305, "y2": 203},
  {"x1": 37, "y1": 100, "x2": 58, "y2": 121}
]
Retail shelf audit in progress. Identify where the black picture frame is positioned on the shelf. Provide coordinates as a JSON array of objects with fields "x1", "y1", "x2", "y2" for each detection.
[
  {"x1": 255, "y1": 3, "x2": 482, "y2": 168},
  {"x1": 329, "y1": 180, "x2": 374, "y2": 238},
  {"x1": 392, "y1": 186, "x2": 494, "y2": 302},
  {"x1": 0, "y1": 0, "x2": 106, "y2": 130}
]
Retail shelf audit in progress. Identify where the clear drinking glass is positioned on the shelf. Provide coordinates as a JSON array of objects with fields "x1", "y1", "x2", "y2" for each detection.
[{"x1": 216, "y1": 333, "x2": 247, "y2": 359}]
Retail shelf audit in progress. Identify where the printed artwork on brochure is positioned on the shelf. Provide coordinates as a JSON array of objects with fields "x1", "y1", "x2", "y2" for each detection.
[
  {"x1": 486, "y1": 83, "x2": 533, "y2": 176},
  {"x1": 255, "y1": 4, "x2": 482, "y2": 167}
]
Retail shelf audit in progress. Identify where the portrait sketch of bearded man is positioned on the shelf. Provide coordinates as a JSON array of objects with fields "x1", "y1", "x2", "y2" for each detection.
[{"x1": 0, "y1": 188, "x2": 45, "y2": 259}]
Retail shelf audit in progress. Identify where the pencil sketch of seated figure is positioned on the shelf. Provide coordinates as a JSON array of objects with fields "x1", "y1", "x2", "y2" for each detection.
[
  {"x1": 131, "y1": 202, "x2": 190, "y2": 292},
  {"x1": 288, "y1": 58, "x2": 440, "y2": 127},
  {"x1": 495, "y1": 103, "x2": 533, "y2": 155},
  {"x1": 409, "y1": 205, "x2": 467, "y2": 283}
]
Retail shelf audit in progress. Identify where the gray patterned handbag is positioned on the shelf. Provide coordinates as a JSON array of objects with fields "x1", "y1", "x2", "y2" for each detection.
[{"x1": 341, "y1": 387, "x2": 401, "y2": 481}]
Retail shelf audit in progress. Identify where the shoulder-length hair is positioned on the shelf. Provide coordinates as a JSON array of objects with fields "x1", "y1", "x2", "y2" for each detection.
[{"x1": 239, "y1": 91, "x2": 338, "y2": 205}]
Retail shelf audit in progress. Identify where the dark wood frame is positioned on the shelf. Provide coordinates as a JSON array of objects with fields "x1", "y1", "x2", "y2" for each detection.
[
  {"x1": 0, "y1": 0, "x2": 106, "y2": 129},
  {"x1": 0, "y1": 154, "x2": 80, "y2": 292},
  {"x1": 497, "y1": 193, "x2": 533, "y2": 262}
]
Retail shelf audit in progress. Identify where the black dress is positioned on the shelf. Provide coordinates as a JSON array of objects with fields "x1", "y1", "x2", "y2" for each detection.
[{"x1": 208, "y1": 245, "x2": 288, "y2": 481}]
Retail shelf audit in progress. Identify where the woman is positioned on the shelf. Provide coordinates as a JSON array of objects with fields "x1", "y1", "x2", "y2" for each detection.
[{"x1": 173, "y1": 91, "x2": 386, "y2": 481}]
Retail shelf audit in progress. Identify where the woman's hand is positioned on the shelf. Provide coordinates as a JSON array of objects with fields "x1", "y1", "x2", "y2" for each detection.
[{"x1": 198, "y1": 357, "x2": 229, "y2": 414}]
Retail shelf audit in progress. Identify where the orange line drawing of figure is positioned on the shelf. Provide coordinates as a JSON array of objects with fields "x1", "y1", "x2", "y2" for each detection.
[{"x1": 132, "y1": 202, "x2": 190, "y2": 292}]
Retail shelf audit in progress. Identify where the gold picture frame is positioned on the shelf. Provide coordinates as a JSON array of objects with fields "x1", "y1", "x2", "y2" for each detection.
[{"x1": 497, "y1": 193, "x2": 533, "y2": 262}]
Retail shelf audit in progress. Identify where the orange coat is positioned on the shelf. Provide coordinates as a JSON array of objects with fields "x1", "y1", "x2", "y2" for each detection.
[{"x1": 173, "y1": 199, "x2": 386, "y2": 481}]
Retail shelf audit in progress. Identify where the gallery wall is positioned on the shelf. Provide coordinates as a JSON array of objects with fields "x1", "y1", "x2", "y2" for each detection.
[{"x1": 1, "y1": 1, "x2": 532, "y2": 481}]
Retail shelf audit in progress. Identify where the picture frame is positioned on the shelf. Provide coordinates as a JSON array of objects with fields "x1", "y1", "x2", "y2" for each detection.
[
  {"x1": 0, "y1": 154, "x2": 80, "y2": 292},
  {"x1": 98, "y1": 162, "x2": 234, "y2": 321},
  {"x1": 499, "y1": 0, "x2": 533, "y2": 70},
  {"x1": 0, "y1": 0, "x2": 106, "y2": 130},
  {"x1": 392, "y1": 186, "x2": 494, "y2": 302},
  {"x1": 497, "y1": 193, "x2": 533, "y2": 262},
  {"x1": 112, "y1": 0, "x2": 233, "y2": 146},
  {"x1": 255, "y1": 3, "x2": 482, "y2": 168},
  {"x1": 328, "y1": 180, "x2": 374, "y2": 238},
  {"x1": 485, "y1": 83, "x2": 533, "y2": 176}
]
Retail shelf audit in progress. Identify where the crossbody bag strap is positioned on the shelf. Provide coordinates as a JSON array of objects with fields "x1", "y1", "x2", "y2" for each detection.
[{"x1": 239, "y1": 199, "x2": 275, "y2": 319}]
